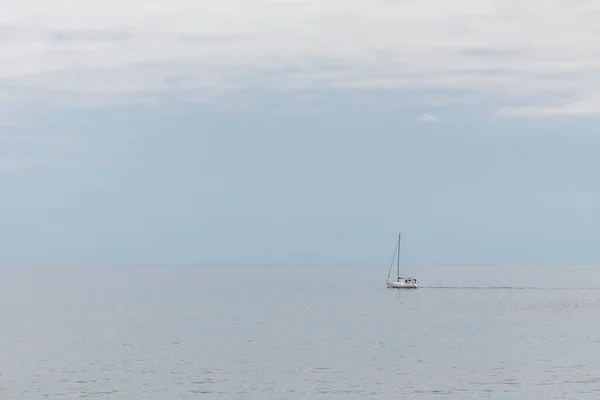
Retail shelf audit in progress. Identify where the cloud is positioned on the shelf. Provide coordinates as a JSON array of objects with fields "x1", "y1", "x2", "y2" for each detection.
[
  {"x1": 1, "y1": 0, "x2": 600, "y2": 114},
  {"x1": 496, "y1": 101, "x2": 600, "y2": 117},
  {"x1": 417, "y1": 113, "x2": 439, "y2": 122}
]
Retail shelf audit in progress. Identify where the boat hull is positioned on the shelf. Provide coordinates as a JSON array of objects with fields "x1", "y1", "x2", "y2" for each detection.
[{"x1": 386, "y1": 281, "x2": 419, "y2": 289}]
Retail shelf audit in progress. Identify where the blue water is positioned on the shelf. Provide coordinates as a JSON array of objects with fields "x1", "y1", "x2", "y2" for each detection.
[{"x1": 2, "y1": 265, "x2": 600, "y2": 399}]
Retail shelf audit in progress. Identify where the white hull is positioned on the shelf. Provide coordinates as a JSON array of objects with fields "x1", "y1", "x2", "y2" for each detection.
[{"x1": 387, "y1": 280, "x2": 419, "y2": 289}]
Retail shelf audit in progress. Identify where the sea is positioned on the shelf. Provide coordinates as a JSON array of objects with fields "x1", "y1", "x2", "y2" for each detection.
[{"x1": 2, "y1": 264, "x2": 600, "y2": 399}]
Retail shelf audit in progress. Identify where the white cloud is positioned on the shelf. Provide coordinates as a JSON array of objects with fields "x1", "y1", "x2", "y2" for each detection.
[
  {"x1": 1, "y1": 0, "x2": 600, "y2": 114},
  {"x1": 496, "y1": 101, "x2": 600, "y2": 117},
  {"x1": 417, "y1": 113, "x2": 439, "y2": 122}
]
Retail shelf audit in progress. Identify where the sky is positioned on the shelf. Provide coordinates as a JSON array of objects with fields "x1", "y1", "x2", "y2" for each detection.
[{"x1": 2, "y1": 0, "x2": 600, "y2": 267}]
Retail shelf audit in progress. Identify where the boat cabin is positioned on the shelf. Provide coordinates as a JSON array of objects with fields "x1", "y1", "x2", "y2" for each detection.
[{"x1": 400, "y1": 277, "x2": 417, "y2": 284}]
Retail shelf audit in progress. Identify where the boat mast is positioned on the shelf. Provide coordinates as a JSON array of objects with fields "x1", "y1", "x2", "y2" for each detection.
[{"x1": 397, "y1": 233, "x2": 401, "y2": 280}]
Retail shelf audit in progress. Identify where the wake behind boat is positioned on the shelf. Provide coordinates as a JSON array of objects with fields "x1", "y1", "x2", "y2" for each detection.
[{"x1": 385, "y1": 233, "x2": 419, "y2": 289}]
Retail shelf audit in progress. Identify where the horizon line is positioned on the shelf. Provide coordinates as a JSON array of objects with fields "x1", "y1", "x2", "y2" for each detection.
[{"x1": 0, "y1": 263, "x2": 598, "y2": 268}]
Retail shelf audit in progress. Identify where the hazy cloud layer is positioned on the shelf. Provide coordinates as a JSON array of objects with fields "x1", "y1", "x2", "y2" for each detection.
[{"x1": 1, "y1": 0, "x2": 599, "y2": 114}]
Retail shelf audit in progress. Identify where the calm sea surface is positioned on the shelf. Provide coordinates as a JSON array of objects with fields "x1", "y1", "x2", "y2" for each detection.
[{"x1": 2, "y1": 265, "x2": 600, "y2": 399}]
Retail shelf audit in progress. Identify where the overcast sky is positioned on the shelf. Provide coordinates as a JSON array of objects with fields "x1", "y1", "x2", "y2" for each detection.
[{"x1": 2, "y1": 0, "x2": 599, "y2": 266}]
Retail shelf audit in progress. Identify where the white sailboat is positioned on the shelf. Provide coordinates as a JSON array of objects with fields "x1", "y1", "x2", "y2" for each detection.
[{"x1": 386, "y1": 233, "x2": 419, "y2": 289}]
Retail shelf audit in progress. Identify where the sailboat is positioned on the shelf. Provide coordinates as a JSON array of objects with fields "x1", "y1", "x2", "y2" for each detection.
[{"x1": 386, "y1": 233, "x2": 419, "y2": 289}]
